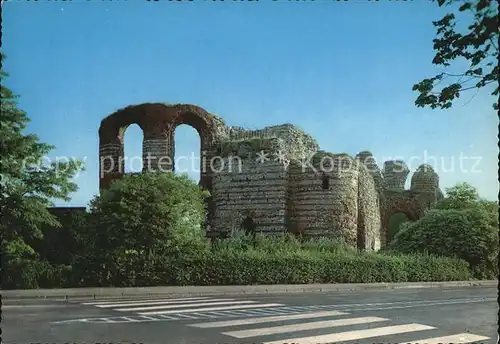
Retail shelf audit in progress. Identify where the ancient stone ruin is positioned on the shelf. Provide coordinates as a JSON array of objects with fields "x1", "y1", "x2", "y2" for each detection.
[{"x1": 99, "y1": 103, "x2": 444, "y2": 250}]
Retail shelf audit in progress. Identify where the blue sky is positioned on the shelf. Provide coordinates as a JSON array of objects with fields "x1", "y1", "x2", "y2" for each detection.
[{"x1": 4, "y1": 1, "x2": 498, "y2": 206}]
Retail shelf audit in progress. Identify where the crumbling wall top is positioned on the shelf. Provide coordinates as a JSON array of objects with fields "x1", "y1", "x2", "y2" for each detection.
[{"x1": 217, "y1": 123, "x2": 319, "y2": 161}]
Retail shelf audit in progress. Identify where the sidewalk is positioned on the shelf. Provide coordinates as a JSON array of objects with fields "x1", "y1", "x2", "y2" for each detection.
[{"x1": 1, "y1": 280, "x2": 497, "y2": 300}]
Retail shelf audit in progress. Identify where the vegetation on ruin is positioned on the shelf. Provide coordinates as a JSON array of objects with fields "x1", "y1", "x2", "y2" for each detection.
[
  {"x1": 413, "y1": 0, "x2": 499, "y2": 110},
  {"x1": 310, "y1": 151, "x2": 353, "y2": 166},
  {"x1": 217, "y1": 137, "x2": 281, "y2": 158}
]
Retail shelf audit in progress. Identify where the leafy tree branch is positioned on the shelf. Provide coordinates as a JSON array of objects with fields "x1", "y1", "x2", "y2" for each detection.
[{"x1": 413, "y1": 0, "x2": 499, "y2": 110}]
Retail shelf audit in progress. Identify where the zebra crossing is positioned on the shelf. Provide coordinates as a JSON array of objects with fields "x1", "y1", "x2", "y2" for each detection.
[
  {"x1": 187, "y1": 309, "x2": 492, "y2": 344},
  {"x1": 73, "y1": 296, "x2": 493, "y2": 343},
  {"x1": 78, "y1": 296, "x2": 287, "y2": 321}
]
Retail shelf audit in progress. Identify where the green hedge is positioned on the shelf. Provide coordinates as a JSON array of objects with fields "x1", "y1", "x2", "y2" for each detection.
[
  {"x1": 163, "y1": 250, "x2": 471, "y2": 286},
  {"x1": 3, "y1": 235, "x2": 472, "y2": 289},
  {"x1": 70, "y1": 242, "x2": 471, "y2": 288},
  {"x1": 2, "y1": 259, "x2": 73, "y2": 289}
]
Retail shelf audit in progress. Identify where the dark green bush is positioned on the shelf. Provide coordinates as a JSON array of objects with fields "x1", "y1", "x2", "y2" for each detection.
[
  {"x1": 389, "y1": 207, "x2": 498, "y2": 279},
  {"x1": 4, "y1": 234, "x2": 472, "y2": 289},
  {"x1": 2, "y1": 259, "x2": 73, "y2": 289},
  {"x1": 153, "y1": 234, "x2": 470, "y2": 285}
]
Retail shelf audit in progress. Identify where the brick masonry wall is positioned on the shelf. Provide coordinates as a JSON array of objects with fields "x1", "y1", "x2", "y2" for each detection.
[
  {"x1": 212, "y1": 159, "x2": 289, "y2": 236},
  {"x1": 143, "y1": 137, "x2": 172, "y2": 171},
  {"x1": 383, "y1": 160, "x2": 410, "y2": 191},
  {"x1": 410, "y1": 164, "x2": 441, "y2": 210},
  {"x1": 288, "y1": 158, "x2": 359, "y2": 245},
  {"x1": 356, "y1": 162, "x2": 381, "y2": 250},
  {"x1": 97, "y1": 103, "x2": 447, "y2": 251}
]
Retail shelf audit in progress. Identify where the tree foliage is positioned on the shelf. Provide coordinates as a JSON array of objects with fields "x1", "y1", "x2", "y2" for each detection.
[
  {"x1": 389, "y1": 182, "x2": 499, "y2": 278},
  {"x1": 74, "y1": 172, "x2": 209, "y2": 286},
  {"x1": 434, "y1": 181, "x2": 480, "y2": 210},
  {"x1": 1, "y1": 55, "x2": 85, "y2": 265},
  {"x1": 413, "y1": 0, "x2": 499, "y2": 110}
]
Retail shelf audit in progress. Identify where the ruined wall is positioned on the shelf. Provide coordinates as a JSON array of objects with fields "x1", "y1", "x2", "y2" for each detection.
[
  {"x1": 356, "y1": 162, "x2": 381, "y2": 251},
  {"x1": 289, "y1": 153, "x2": 359, "y2": 245},
  {"x1": 98, "y1": 102, "x2": 444, "y2": 250},
  {"x1": 212, "y1": 158, "x2": 289, "y2": 237},
  {"x1": 220, "y1": 124, "x2": 319, "y2": 162},
  {"x1": 98, "y1": 103, "x2": 226, "y2": 192},
  {"x1": 211, "y1": 123, "x2": 317, "y2": 237},
  {"x1": 383, "y1": 160, "x2": 410, "y2": 191},
  {"x1": 410, "y1": 164, "x2": 441, "y2": 208},
  {"x1": 356, "y1": 151, "x2": 384, "y2": 193},
  {"x1": 379, "y1": 163, "x2": 442, "y2": 246}
]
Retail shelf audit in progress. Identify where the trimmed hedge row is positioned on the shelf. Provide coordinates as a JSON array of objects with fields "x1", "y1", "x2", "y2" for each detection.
[
  {"x1": 64, "y1": 249, "x2": 472, "y2": 288},
  {"x1": 163, "y1": 251, "x2": 471, "y2": 286},
  {"x1": 3, "y1": 243, "x2": 472, "y2": 289}
]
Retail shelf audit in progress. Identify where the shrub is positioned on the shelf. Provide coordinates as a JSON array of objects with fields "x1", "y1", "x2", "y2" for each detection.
[
  {"x1": 389, "y1": 207, "x2": 498, "y2": 279},
  {"x1": 389, "y1": 182, "x2": 498, "y2": 279},
  {"x1": 164, "y1": 234, "x2": 471, "y2": 286},
  {"x1": 5, "y1": 234, "x2": 472, "y2": 288},
  {"x1": 2, "y1": 259, "x2": 73, "y2": 289},
  {"x1": 73, "y1": 172, "x2": 209, "y2": 287},
  {"x1": 32, "y1": 208, "x2": 89, "y2": 266}
]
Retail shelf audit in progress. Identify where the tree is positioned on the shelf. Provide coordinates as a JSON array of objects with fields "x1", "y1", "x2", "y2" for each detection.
[
  {"x1": 389, "y1": 182, "x2": 499, "y2": 279},
  {"x1": 434, "y1": 181, "x2": 480, "y2": 210},
  {"x1": 76, "y1": 172, "x2": 209, "y2": 286},
  {"x1": 413, "y1": 0, "x2": 499, "y2": 110},
  {"x1": 1, "y1": 54, "x2": 85, "y2": 273}
]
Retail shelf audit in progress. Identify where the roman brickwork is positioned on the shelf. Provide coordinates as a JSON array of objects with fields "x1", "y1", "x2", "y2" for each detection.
[{"x1": 98, "y1": 103, "x2": 443, "y2": 250}]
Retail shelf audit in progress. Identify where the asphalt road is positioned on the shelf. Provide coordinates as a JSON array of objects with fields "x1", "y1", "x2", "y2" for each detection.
[{"x1": 3, "y1": 286, "x2": 498, "y2": 344}]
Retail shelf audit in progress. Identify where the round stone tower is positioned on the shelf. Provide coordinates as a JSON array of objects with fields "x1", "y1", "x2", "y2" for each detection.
[
  {"x1": 355, "y1": 151, "x2": 384, "y2": 192},
  {"x1": 410, "y1": 164, "x2": 441, "y2": 207},
  {"x1": 383, "y1": 160, "x2": 410, "y2": 191},
  {"x1": 289, "y1": 152, "x2": 359, "y2": 245}
]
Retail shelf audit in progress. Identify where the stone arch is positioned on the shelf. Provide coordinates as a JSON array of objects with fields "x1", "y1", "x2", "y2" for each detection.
[
  {"x1": 381, "y1": 198, "x2": 422, "y2": 245},
  {"x1": 99, "y1": 103, "x2": 226, "y2": 234},
  {"x1": 242, "y1": 215, "x2": 257, "y2": 237},
  {"x1": 386, "y1": 212, "x2": 410, "y2": 242},
  {"x1": 122, "y1": 123, "x2": 144, "y2": 173},
  {"x1": 99, "y1": 103, "x2": 225, "y2": 191}
]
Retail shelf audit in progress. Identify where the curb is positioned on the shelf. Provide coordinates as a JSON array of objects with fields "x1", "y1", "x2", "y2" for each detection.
[{"x1": 1, "y1": 280, "x2": 497, "y2": 300}]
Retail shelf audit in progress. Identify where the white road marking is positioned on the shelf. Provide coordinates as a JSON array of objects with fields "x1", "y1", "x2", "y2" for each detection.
[
  {"x1": 397, "y1": 333, "x2": 490, "y2": 343},
  {"x1": 139, "y1": 303, "x2": 284, "y2": 315},
  {"x1": 117, "y1": 300, "x2": 258, "y2": 312},
  {"x1": 139, "y1": 316, "x2": 157, "y2": 321},
  {"x1": 223, "y1": 316, "x2": 389, "y2": 338},
  {"x1": 81, "y1": 296, "x2": 210, "y2": 305},
  {"x1": 94, "y1": 298, "x2": 234, "y2": 308},
  {"x1": 189, "y1": 310, "x2": 348, "y2": 328},
  {"x1": 262, "y1": 323, "x2": 436, "y2": 344}
]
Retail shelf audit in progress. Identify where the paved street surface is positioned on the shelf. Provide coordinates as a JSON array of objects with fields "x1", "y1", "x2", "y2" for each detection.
[{"x1": 3, "y1": 286, "x2": 498, "y2": 344}]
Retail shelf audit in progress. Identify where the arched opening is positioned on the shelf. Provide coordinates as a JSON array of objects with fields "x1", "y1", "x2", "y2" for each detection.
[
  {"x1": 322, "y1": 175, "x2": 330, "y2": 190},
  {"x1": 387, "y1": 212, "x2": 410, "y2": 243},
  {"x1": 173, "y1": 124, "x2": 201, "y2": 182},
  {"x1": 242, "y1": 216, "x2": 256, "y2": 237},
  {"x1": 122, "y1": 123, "x2": 143, "y2": 173}
]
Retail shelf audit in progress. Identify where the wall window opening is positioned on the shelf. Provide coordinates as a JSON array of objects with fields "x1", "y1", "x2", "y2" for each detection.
[
  {"x1": 322, "y1": 175, "x2": 330, "y2": 190},
  {"x1": 173, "y1": 124, "x2": 201, "y2": 182},
  {"x1": 122, "y1": 123, "x2": 143, "y2": 173},
  {"x1": 242, "y1": 215, "x2": 256, "y2": 236}
]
